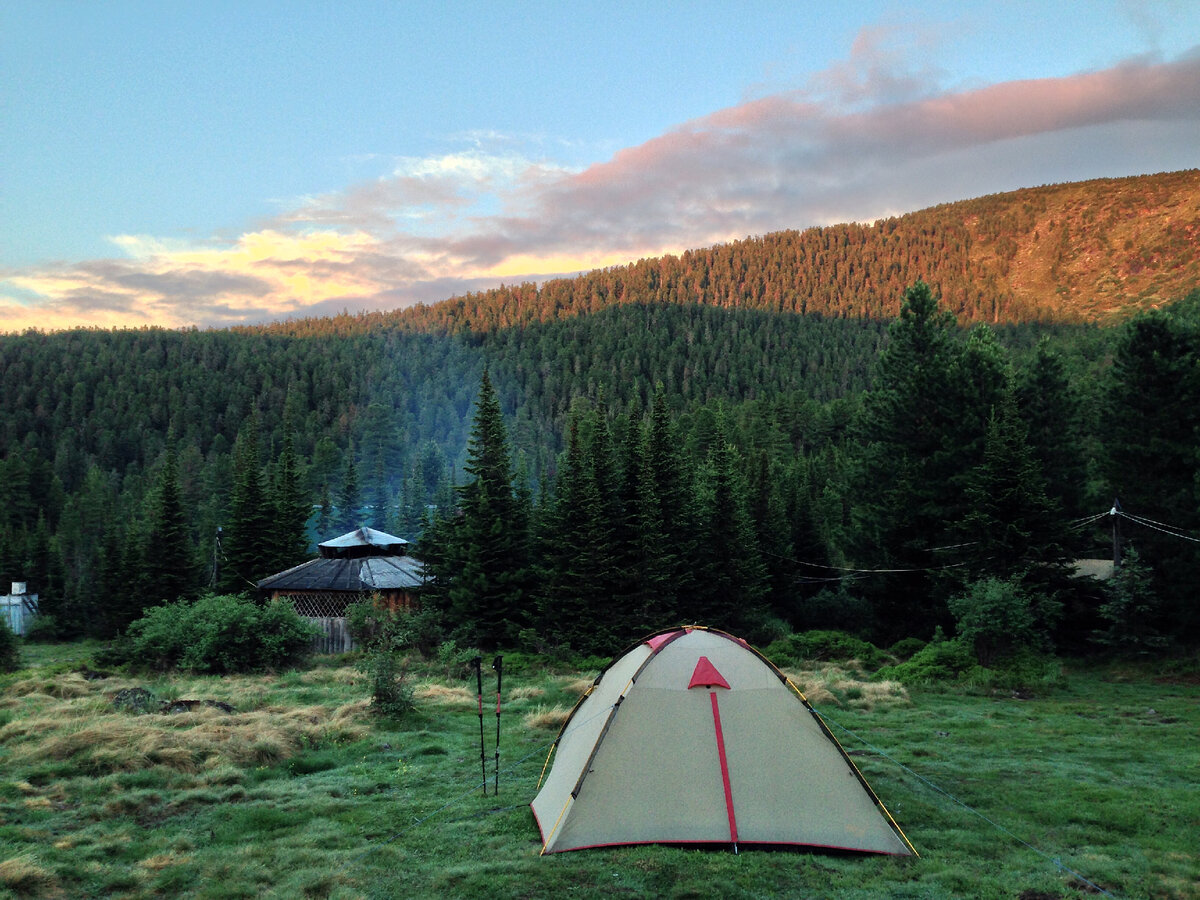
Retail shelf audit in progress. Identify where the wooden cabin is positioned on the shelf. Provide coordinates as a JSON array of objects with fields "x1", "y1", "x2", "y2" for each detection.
[{"x1": 257, "y1": 526, "x2": 425, "y2": 652}]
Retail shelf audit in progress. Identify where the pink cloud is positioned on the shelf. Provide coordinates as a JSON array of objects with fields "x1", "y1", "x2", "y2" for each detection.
[{"x1": 3, "y1": 45, "x2": 1198, "y2": 332}]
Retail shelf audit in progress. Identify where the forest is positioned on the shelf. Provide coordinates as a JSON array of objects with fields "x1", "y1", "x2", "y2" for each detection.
[{"x1": 2, "y1": 171, "x2": 1199, "y2": 662}]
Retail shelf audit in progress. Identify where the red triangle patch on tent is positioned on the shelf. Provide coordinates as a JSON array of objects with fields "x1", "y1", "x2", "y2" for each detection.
[{"x1": 688, "y1": 656, "x2": 730, "y2": 690}]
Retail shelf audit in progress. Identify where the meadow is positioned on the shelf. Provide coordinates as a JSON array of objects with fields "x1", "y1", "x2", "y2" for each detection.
[{"x1": 0, "y1": 643, "x2": 1196, "y2": 900}]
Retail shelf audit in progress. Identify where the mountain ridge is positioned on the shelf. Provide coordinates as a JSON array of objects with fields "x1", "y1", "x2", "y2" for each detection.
[{"x1": 237, "y1": 169, "x2": 1200, "y2": 339}]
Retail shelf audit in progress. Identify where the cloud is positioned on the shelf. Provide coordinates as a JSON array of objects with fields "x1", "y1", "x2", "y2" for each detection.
[{"x1": 3, "y1": 42, "x2": 1198, "y2": 333}]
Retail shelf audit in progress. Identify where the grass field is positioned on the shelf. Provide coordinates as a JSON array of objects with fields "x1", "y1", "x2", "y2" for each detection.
[{"x1": 1, "y1": 644, "x2": 1196, "y2": 899}]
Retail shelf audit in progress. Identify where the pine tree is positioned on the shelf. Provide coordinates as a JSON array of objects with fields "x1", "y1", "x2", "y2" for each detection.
[
  {"x1": 221, "y1": 418, "x2": 273, "y2": 592},
  {"x1": 1016, "y1": 337, "x2": 1087, "y2": 519},
  {"x1": 141, "y1": 446, "x2": 198, "y2": 608},
  {"x1": 335, "y1": 450, "x2": 361, "y2": 534},
  {"x1": 691, "y1": 435, "x2": 769, "y2": 631},
  {"x1": 1101, "y1": 308, "x2": 1200, "y2": 639},
  {"x1": 435, "y1": 370, "x2": 530, "y2": 649},
  {"x1": 849, "y1": 281, "x2": 963, "y2": 640},
  {"x1": 270, "y1": 431, "x2": 311, "y2": 572}
]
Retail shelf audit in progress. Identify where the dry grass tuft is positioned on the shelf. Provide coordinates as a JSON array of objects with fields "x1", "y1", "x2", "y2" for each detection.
[
  {"x1": 508, "y1": 686, "x2": 545, "y2": 701},
  {"x1": 299, "y1": 667, "x2": 360, "y2": 686},
  {"x1": 414, "y1": 683, "x2": 475, "y2": 706},
  {"x1": 1, "y1": 688, "x2": 371, "y2": 776},
  {"x1": 523, "y1": 704, "x2": 572, "y2": 730},
  {"x1": 557, "y1": 676, "x2": 596, "y2": 696},
  {"x1": 783, "y1": 666, "x2": 910, "y2": 711},
  {"x1": 0, "y1": 853, "x2": 57, "y2": 894},
  {"x1": 139, "y1": 853, "x2": 192, "y2": 872}
]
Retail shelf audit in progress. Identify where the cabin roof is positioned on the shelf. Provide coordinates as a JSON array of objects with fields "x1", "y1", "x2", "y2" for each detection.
[
  {"x1": 318, "y1": 526, "x2": 409, "y2": 559},
  {"x1": 257, "y1": 553, "x2": 425, "y2": 592}
]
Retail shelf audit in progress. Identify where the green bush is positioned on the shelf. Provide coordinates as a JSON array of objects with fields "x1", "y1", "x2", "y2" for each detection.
[
  {"x1": 888, "y1": 637, "x2": 926, "y2": 660},
  {"x1": 125, "y1": 594, "x2": 319, "y2": 674},
  {"x1": 874, "y1": 637, "x2": 975, "y2": 685},
  {"x1": 948, "y1": 577, "x2": 1046, "y2": 667},
  {"x1": 359, "y1": 649, "x2": 414, "y2": 719},
  {"x1": 0, "y1": 619, "x2": 21, "y2": 673},
  {"x1": 764, "y1": 630, "x2": 887, "y2": 669}
]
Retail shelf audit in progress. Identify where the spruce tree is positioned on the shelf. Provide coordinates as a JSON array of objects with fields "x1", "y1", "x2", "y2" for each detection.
[
  {"x1": 221, "y1": 418, "x2": 273, "y2": 591},
  {"x1": 440, "y1": 370, "x2": 530, "y2": 649},
  {"x1": 270, "y1": 431, "x2": 311, "y2": 572},
  {"x1": 1016, "y1": 337, "x2": 1087, "y2": 519},
  {"x1": 142, "y1": 446, "x2": 198, "y2": 608},
  {"x1": 335, "y1": 450, "x2": 361, "y2": 534},
  {"x1": 849, "y1": 281, "x2": 962, "y2": 640},
  {"x1": 1101, "y1": 308, "x2": 1200, "y2": 639}
]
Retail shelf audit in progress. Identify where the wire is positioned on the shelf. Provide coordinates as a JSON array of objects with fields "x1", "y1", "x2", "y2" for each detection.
[{"x1": 1117, "y1": 511, "x2": 1200, "y2": 544}]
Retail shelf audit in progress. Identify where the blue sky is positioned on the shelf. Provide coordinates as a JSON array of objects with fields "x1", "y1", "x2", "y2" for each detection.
[{"x1": 2, "y1": 1, "x2": 1198, "y2": 331}]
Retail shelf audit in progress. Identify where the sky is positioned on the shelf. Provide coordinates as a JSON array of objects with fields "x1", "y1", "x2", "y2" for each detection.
[{"x1": 2, "y1": 1, "x2": 1198, "y2": 333}]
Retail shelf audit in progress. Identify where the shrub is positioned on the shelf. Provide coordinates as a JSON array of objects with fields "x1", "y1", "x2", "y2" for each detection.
[
  {"x1": 874, "y1": 637, "x2": 975, "y2": 685},
  {"x1": 0, "y1": 619, "x2": 20, "y2": 673},
  {"x1": 948, "y1": 577, "x2": 1050, "y2": 667},
  {"x1": 125, "y1": 594, "x2": 319, "y2": 673},
  {"x1": 888, "y1": 637, "x2": 926, "y2": 660},
  {"x1": 764, "y1": 630, "x2": 887, "y2": 669},
  {"x1": 1092, "y1": 548, "x2": 1169, "y2": 653},
  {"x1": 359, "y1": 649, "x2": 415, "y2": 719},
  {"x1": 21, "y1": 614, "x2": 60, "y2": 643},
  {"x1": 346, "y1": 597, "x2": 435, "y2": 719}
]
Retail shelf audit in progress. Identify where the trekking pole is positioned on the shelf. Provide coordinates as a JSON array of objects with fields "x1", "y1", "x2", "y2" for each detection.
[
  {"x1": 471, "y1": 656, "x2": 487, "y2": 795},
  {"x1": 492, "y1": 655, "x2": 503, "y2": 795}
]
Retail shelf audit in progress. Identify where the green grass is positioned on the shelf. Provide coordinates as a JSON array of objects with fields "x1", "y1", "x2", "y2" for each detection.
[{"x1": 0, "y1": 648, "x2": 1196, "y2": 899}]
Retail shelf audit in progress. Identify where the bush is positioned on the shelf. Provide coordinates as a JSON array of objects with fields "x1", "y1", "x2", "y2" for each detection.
[
  {"x1": 874, "y1": 637, "x2": 975, "y2": 685},
  {"x1": 21, "y1": 614, "x2": 60, "y2": 643},
  {"x1": 948, "y1": 577, "x2": 1055, "y2": 667},
  {"x1": 764, "y1": 630, "x2": 888, "y2": 669},
  {"x1": 125, "y1": 594, "x2": 319, "y2": 673},
  {"x1": 359, "y1": 649, "x2": 415, "y2": 719},
  {"x1": 0, "y1": 619, "x2": 21, "y2": 673},
  {"x1": 888, "y1": 637, "x2": 926, "y2": 660},
  {"x1": 1092, "y1": 548, "x2": 1169, "y2": 653}
]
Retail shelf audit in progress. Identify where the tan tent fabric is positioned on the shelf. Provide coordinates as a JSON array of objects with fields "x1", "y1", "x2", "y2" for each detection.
[{"x1": 531, "y1": 627, "x2": 915, "y2": 856}]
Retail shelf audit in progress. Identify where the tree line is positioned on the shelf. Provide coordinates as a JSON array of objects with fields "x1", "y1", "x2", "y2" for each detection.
[
  {"x1": 1, "y1": 283, "x2": 1197, "y2": 654},
  {"x1": 422, "y1": 283, "x2": 1200, "y2": 655}
]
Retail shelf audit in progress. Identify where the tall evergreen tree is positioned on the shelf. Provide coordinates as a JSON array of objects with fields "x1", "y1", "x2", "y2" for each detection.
[
  {"x1": 1101, "y1": 307, "x2": 1200, "y2": 639},
  {"x1": 142, "y1": 446, "x2": 197, "y2": 608},
  {"x1": 849, "y1": 281, "x2": 966, "y2": 640},
  {"x1": 335, "y1": 449, "x2": 361, "y2": 534},
  {"x1": 1016, "y1": 337, "x2": 1088, "y2": 519},
  {"x1": 537, "y1": 415, "x2": 620, "y2": 654},
  {"x1": 691, "y1": 434, "x2": 769, "y2": 632},
  {"x1": 221, "y1": 418, "x2": 273, "y2": 591},
  {"x1": 270, "y1": 431, "x2": 311, "y2": 572},
  {"x1": 433, "y1": 370, "x2": 530, "y2": 649}
]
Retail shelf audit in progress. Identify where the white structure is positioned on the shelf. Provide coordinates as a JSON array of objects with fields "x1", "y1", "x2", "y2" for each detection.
[{"x1": 1, "y1": 582, "x2": 38, "y2": 636}]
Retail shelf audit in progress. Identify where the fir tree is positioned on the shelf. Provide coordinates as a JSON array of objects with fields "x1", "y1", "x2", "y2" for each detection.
[
  {"x1": 335, "y1": 449, "x2": 361, "y2": 534},
  {"x1": 270, "y1": 431, "x2": 311, "y2": 572},
  {"x1": 436, "y1": 370, "x2": 530, "y2": 649},
  {"x1": 141, "y1": 446, "x2": 198, "y2": 608},
  {"x1": 221, "y1": 418, "x2": 273, "y2": 592}
]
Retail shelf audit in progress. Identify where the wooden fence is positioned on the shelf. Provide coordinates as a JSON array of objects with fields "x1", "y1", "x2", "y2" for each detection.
[{"x1": 305, "y1": 616, "x2": 357, "y2": 654}]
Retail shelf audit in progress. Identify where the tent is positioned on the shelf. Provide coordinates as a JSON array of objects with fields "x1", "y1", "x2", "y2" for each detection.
[{"x1": 531, "y1": 626, "x2": 915, "y2": 856}]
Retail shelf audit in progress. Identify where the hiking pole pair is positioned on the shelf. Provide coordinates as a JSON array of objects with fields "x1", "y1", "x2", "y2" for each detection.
[{"x1": 471, "y1": 656, "x2": 504, "y2": 796}]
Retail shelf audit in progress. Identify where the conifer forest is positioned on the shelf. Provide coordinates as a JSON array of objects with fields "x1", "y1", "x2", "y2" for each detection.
[{"x1": 2, "y1": 173, "x2": 1199, "y2": 660}]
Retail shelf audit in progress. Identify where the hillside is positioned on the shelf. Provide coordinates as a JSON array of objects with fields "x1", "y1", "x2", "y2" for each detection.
[{"x1": 250, "y1": 169, "x2": 1200, "y2": 338}]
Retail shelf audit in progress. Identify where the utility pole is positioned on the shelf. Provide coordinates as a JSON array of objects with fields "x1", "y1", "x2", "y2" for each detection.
[{"x1": 1110, "y1": 498, "x2": 1122, "y2": 569}]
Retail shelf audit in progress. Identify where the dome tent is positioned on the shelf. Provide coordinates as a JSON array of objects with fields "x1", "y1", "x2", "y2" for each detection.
[{"x1": 531, "y1": 626, "x2": 915, "y2": 856}]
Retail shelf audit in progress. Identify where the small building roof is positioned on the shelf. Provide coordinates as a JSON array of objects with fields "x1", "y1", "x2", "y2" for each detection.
[
  {"x1": 257, "y1": 553, "x2": 425, "y2": 593},
  {"x1": 318, "y1": 526, "x2": 409, "y2": 559}
]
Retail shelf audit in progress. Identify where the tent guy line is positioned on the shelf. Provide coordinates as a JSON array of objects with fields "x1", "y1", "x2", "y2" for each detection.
[{"x1": 817, "y1": 709, "x2": 1117, "y2": 899}]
